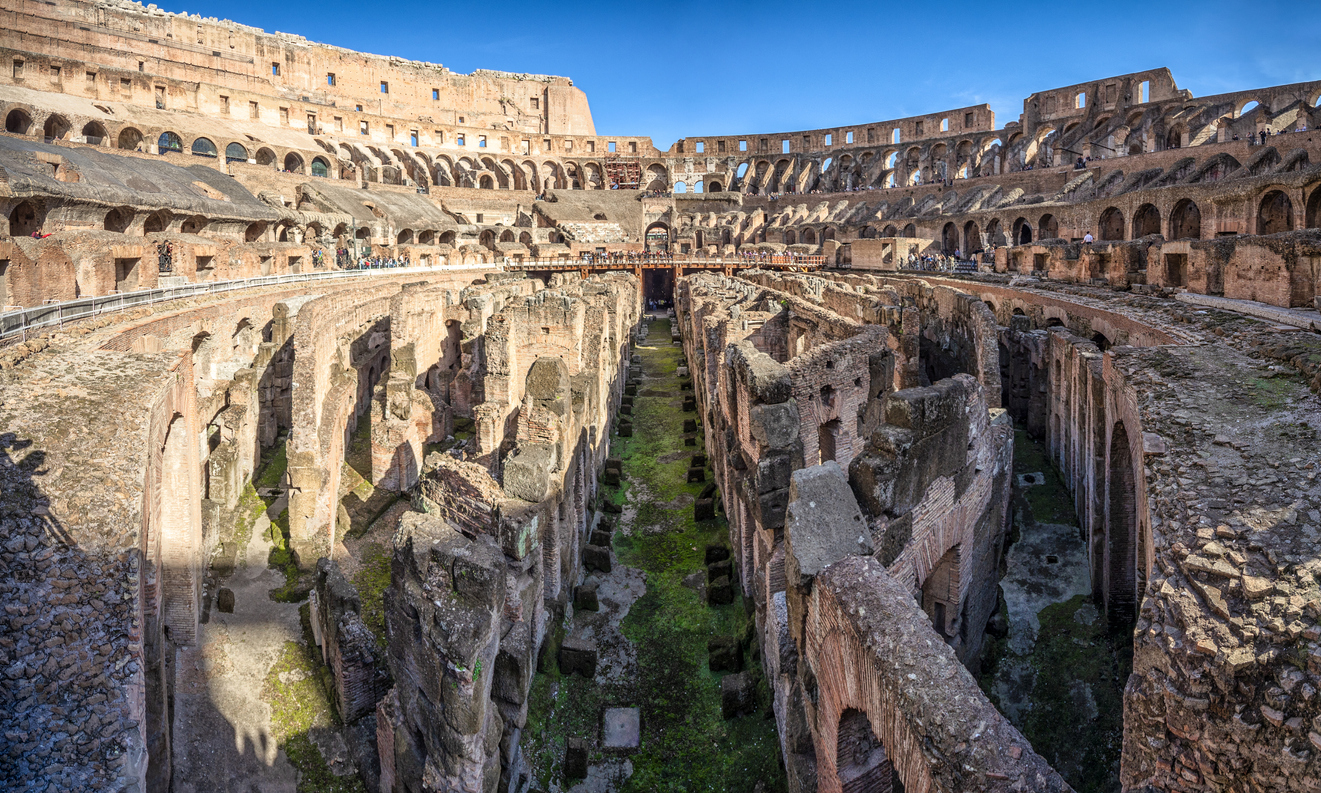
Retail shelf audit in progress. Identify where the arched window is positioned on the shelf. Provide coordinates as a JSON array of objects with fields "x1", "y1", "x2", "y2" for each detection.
[
  {"x1": 694, "y1": 180, "x2": 704, "y2": 193},
  {"x1": 158, "y1": 131, "x2": 183, "y2": 154},
  {"x1": 674, "y1": 181, "x2": 688, "y2": 194},
  {"x1": 43, "y1": 114, "x2": 71, "y2": 141},
  {"x1": 283, "y1": 152, "x2": 304, "y2": 173},
  {"x1": 117, "y1": 127, "x2": 144, "y2": 151},
  {"x1": 225, "y1": 142, "x2": 248, "y2": 163},
  {"x1": 81, "y1": 121, "x2": 108, "y2": 143},
  {"x1": 311, "y1": 157, "x2": 330, "y2": 178},
  {"x1": 1132, "y1": 203, "x2": 1161, "y2": 238},
  {"x1": 190, "y1": 137, "x2": 218, "y2": 158}
]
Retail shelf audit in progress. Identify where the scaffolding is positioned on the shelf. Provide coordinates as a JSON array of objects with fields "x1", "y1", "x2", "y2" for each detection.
[{"x1": 604, "y1": 154, "x2": 642, "y2": 189}]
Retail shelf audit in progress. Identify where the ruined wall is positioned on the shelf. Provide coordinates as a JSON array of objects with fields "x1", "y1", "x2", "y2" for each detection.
[{"x1": 676, "y1": 271, "x2": 1017, "y2": 790}]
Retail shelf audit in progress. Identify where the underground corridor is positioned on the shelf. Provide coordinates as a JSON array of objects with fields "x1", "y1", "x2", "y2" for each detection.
[{"x1": 520, "y1": 313, "x2": 784, "y2": 792}]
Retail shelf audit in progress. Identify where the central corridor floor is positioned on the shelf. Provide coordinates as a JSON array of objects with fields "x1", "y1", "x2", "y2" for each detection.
[
  {"x1": 978, "y1": 428, "x2": 1129, "y2": 793},
  {"x1": 524, "y1": 315, "x2": 785, "y2": 793}
]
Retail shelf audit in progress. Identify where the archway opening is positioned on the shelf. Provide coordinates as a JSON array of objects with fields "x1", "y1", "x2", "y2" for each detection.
[
  {"x1": 81, "y1": 121, "x2": 108, "y2": 143},
  {"x1": 1257, "y1": 190, "x2": 1294, "y2": 234},
  {"x1": 283, "y1": 152, "x2": 304, "y2": 174},
  {"x1": 117, "y1": 127, "x2": 144, "y2": 151},
  {"x1": 104, "y1": 206, "x2": 133, "y2": 233},
  {"x1": 1170, "y1": 199, "x2": 1201, "y2": 239},
  {"x1": 8, "y1": 200, "x2": 41, "y2": 237},
  {"x1": 1105, "y1": 422, "x2": 1138, "y2": 627},
  {"x1": 4, "y1": 108, "x2": 32, "y2": 135},
  {"x1": 225, "y1": 142, "x2": 249, "y2": 163},
  {"x1": 1132, "y1": 204, "x2": 1161, "y2": 238},
  {"x1": 190, "y1": 137, "x2": 217, "y2": 158},
  {"x1": 836, "y1": 709, "x2": 898, "y2": 792},
  {"x1": 1099, "y1": 207, "x2": 1125, "y2": 241},
  {"x1": 158, "y1": 131, "x2": 183, "y2": 154},
  {"x1": 43, "y1": 114, "x2": 71, "y2": 141}
]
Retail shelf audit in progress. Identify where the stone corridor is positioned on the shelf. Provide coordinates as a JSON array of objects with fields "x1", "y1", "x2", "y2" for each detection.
[{"x1": 521, "y1": 314, "x2": 784, "y2": 793}]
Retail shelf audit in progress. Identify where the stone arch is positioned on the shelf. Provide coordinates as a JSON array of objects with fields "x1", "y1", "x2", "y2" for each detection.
[
  {"x1": 1169, "y1": 198, "x2": 1201, "y2": 239},
  {"x1": 255, "y1": 147, "x2": 277, "y2": 167},
  {"x1": 499, "y1": 230, "x2": 515, "y2": 243},
  {"x1": 784, "y1": 229, "x2": 797, "y2": 245},
  {"x1": 1133, "y1": 203, "x2": 1161, "y2": 238},
  {"x1": 1307, "y1": 186, "x2": 1321, "y2": 229},
  {"x1": 42, "y1": 114, "x2": 71, "y2": 141},
  {"x1": 1105, "y1": 421, "x2": 1139, "y2": 624},
  {"x1": 104, "y1": 206, "x2": 134, "y2": 233},
  {"x1": 963, "y1": 220, "x2": 981, "y2": 253},
  {"x1": 802, "y1": 228, "x2": 817, "y2": 245},
  {"x1": 117, "y1": 126, "x2": 143, "y2": 151},
  {"x1": 1038, "y1": 213, "x2": 1058, "y2": 240},
  {"x1": 397, "y1": 229, "x2": 414, "y2": 245},
  {"x1": 4, "y1": 107, "x2": 33, "y2": 135},
  {"x1": 985, "y1": 218, "x2": 1004, "y2": 247},
  {"x1": 81, "y1": 121, "x2": 108, "y2": 143},
  {"x1": 142, "y1": 211, "x2": 170, "y2": 234},
  {"x1": 1012, "y1": 217, "x2": 1032, "y2": 245},
  {"x1": 245, "y1": 221, "x2": 267, "y2": 243},
  {"x1": 835, "y1": 708, "x2": 897, "y2": 792},
  {"x1": 1099, "y1": 207, "x2": 1125, "y2": 241},
  {"x1": 190, "y1": 137, "x2": 217, "y2": 158},
  {"x1": 7, "y1": 199, "x2": 42, "y2": 237},
  {"x1": 941, "y1": 222, "x2": 958, "y2": 253},
  {"x1": 1257, "y1": 190, "x2": 1294, "y2": 234},
  {"x1": 283, "y1": 152, "x2": 304, "y2": 174},
  {"x1": 311, "y1": 157, "x2": 330, "y2": 178},
  {"x1": 180, "y1": 215, "x2": 206, "y2": 235},
  {"x1": 158, "y1": 131, "x2": 183, "y2": 154},
  {"x1": 708, "y1": 180, "x2": 723, "y2": 193},
  {"x1": 901, "y1": 223, "x2": 916, "y2": 238}
]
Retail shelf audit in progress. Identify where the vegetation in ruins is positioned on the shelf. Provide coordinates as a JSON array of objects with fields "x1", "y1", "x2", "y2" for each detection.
[
  {"x1": 524, "y1": 318, "x2": 785, "y2": 792},
  {"x1": 978, "y1": 428, "x2": 1126, "y2": 793}
]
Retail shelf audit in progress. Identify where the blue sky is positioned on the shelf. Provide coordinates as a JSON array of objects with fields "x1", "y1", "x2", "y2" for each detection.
[{"x1": 165, "y1": 0, "x2": 1321, "y2": 148}]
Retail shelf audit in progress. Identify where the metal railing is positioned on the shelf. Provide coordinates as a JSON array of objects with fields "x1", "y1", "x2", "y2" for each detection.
[
  {"x1": 0, "y1": 262, "x2": 496, "y2": 345},
  {"x1": 507, "y1": 255, "x2": 827, "y2": 270}
]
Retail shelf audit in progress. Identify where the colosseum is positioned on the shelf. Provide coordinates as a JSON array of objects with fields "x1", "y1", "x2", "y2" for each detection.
[{"x1": 1, "y1": 2, "x2": 1320, "y2": 792}]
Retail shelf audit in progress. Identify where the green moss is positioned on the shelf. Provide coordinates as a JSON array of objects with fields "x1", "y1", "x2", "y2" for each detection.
[
  {"x1": 1018, "y1": 595, "x2": 1128, "y2": 793},
  {"x1": 268, "y1": 508, "x2": 311, "y2": 603},
  {"x1": 522, "y1": 318, "x2": 784, "y2": 793},
  {"x1": 1249, "y1": 375, "x2": 1305, "y2": 410},
  {"x1": 231, "y1": 482, "x2": 265, "y2": 555},
  {"x1": 1012, "y1": 429, "x2": 1078, "y2": 526},
  {"x1": 254, "y1": 438, "x2": 289, "y2": 490},
  {"x1": 262, "y1": 640, "x2": 366, "y2": 793},
  {"x1": 351, "y1": 542, "x2": 392, "y2": 652}
]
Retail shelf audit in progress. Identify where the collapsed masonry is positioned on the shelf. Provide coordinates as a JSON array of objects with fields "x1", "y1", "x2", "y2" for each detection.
[
  {"x1": 679, "y1": 266, "x2": 1321, "y2": 792},
  {"x1": 303, "y1": 273, "x2": 640, "y2": 791}
]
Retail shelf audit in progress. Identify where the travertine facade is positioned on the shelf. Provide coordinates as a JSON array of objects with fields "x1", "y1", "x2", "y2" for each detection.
[{"x1": 3, "y1": 3, "x2": 1321, "y2": 792}]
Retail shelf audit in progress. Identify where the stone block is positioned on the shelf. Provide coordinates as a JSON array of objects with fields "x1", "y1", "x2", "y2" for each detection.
[
  {"x1": 216, "y1": 587, "x2": 235, "y2": 614},
  {"x1": 564, "y1": 737, "x2": 589, "y2": 778},
  {"x1": 691, "y1": 454, "x2": 708, "y2": 468},
  {"x1": 620, "y1": 395, "x2": 634, "y2": 407},
  {"x1": 704, "y1": 544, "x2": 730, "y2": 565},
  {"x1": 748, "y1": 401, "x2": 800, "y2": 450},
  {"x1": 574, "y1": 582, "x2": 599, "y2": 612},
  {"x1": 680, "y1": 379, "x2": 692, "y2": 390},
  {"x1": 503, "y1": 442, "x2": 557, "y2": 503},
  {"x1": 785, "y1": 462, "x2": 871, "y2": 585},
  {"x1": 682, "y1": 396, "x2": 696, "y2": 412},
  {"x1": 686, "y1": 465, "x2": 706, "y2": 483},
  {"x1": 602, "y1": 468, "x2": 620, "y2": 486},
  {"x1": 590, "y1": 530, "x2": 613, "y2": 548},
  {"x1": 602, "y1": 500, "x2": 622, "y2": 514},
  {"x1": 721, "y1": 672, "x2": 756, "y2": 719},
  {"x1": 602, "y1": 707, "x2": 641, "y2": 750},
  {"x1": 618, "y1": 419, "x2": 633, "y2": 437},
  {"x1": 560, "y1": 637, "x2": 599, "y2": 678},
  {"x1": 708, "y1": 575, "x2": 734, "y2": 605},
  {"x1": 683, "y1": 419, "x2": 698, "y2": 432},
  {"x1": 605, "y1": 457, "x2": 622, "y2": 473},
  {"x1": 707, "y1": 559, "x2": 732, "y2": 583},
  {"x1": 694, "y1": 497, "x2": 716, "y2": 522},
  {"x1": 619, "y1": 404, "x2": 632, "y2": 416},
  {"x1": 584, "y1": 544, "x2": 612, "y2": 573},
  {"x1": 684, "y1": 437, "x2": 696, "y2": 446},
  {"x1": 708, "y1": 636, "x2": 743, "y2": 672},
  {"x1": 624, "y1": 384, "x2": 637, "y2": 397}
]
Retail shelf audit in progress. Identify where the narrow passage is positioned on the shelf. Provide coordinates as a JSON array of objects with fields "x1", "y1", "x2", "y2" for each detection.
[
  {"x1": 978, "y1": 428, "x2": 1129, "y2": 793},
  {"x1": 523, "y1": 314, "x2": 785, "y2": 792}
]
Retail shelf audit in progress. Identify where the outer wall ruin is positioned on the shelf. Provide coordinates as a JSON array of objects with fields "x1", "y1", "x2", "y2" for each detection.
[{"x1": 1, "y1": 2, "x2": 1321, "y2": 792}]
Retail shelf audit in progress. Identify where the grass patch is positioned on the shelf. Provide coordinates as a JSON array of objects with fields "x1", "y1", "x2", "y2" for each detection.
[
  {"x1": 522, "y1": 318, "x2": 785, "y2": 793},
  {"x1": 268, "y1": 508, "x2": 311, "y2": 603},
  {"x1": 231, "y1": 482, "x2": 266, "y2": 556},
  {"x1": 1012, "y1": 429, "x2": 1078, "y2": 526},
  {"x1": 1018, "y1": 595, "x2": 1128, "y2": 793},
  {"x1": 262, "y1": 636, "x2": 366, "y2": 793},
  {"x1": 1248, "y1": 375, "x2": 1304, "y2": 410},
  {"x1": 254, "y1": 439, "x2": 289, "y2": 490},
  {"x1": 351, "y1": 542, "x2": 392, "y2": 652}
]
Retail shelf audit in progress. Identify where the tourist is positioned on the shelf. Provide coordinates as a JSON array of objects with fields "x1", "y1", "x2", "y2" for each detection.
[{"x1": 1083, "y1": 231, "x2": 1094, "y2": 245}]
